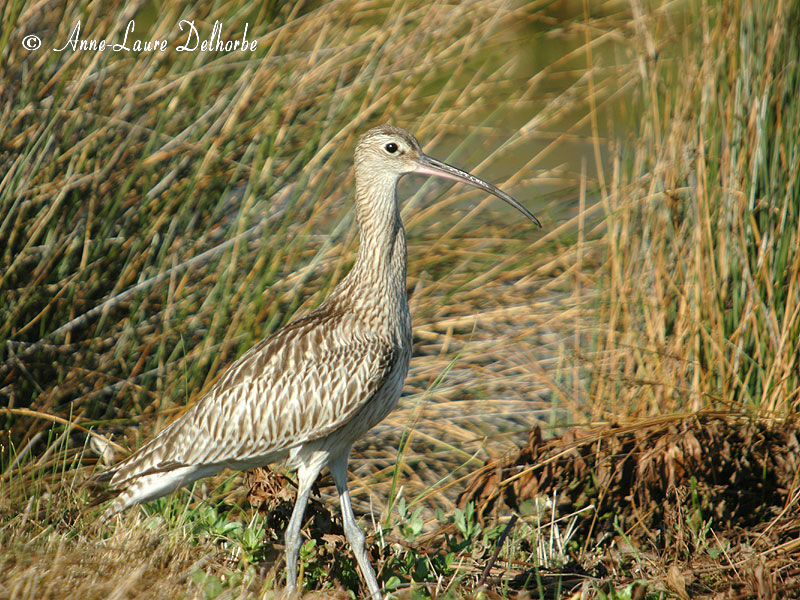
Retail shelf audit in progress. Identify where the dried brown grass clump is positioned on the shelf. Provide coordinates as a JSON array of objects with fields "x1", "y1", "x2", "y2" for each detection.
[
  {"x1": 460, "y1": 412, "x2": 800, "y2": 545},
  {"x1": 458, "y1": 411, "x2": 800, "y2": 595},
  {"x1": 245, "y1": 467, "x2": 341, "y2": 541},
  {"x1": 244, "y1": 467, "x2": 365, "y2": 592}
]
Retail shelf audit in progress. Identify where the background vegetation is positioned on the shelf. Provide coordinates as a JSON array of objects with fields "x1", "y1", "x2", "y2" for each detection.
[{"x1": 1, "y1": 0, "x2": 798, "y2": 597}]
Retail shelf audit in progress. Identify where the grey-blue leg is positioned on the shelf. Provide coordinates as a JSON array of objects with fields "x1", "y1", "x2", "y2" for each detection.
[
  {"x1": 285, "y1": 456, "x2": 326, "y2": 594},
  {"x1": 329, "y1": 448, "x2": 382, "y2": 600}
]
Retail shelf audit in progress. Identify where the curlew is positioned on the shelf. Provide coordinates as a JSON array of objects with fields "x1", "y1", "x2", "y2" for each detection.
[{"x1": 95, "y1": 124, "x2": 541, "y2": 599}]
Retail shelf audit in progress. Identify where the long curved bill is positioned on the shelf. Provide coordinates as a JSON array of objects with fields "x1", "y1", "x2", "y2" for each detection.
[{"x1": 414, "y1": 153, "x2": 542, "y2": 227}]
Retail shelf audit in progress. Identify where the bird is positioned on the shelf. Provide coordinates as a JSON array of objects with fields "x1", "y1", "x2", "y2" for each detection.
[{"x1": 94, "y1": 124, "x2": 541, "y2": 599}]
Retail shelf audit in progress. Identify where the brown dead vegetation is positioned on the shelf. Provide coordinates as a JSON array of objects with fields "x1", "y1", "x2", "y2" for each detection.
[{"x1": 458, "y1": 411, "x2": 800, "y2": 597}]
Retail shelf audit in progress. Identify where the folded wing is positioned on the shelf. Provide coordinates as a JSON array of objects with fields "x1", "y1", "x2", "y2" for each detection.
[{"x1": 103, "y1": 311, "x2": 398, "y2": 490}]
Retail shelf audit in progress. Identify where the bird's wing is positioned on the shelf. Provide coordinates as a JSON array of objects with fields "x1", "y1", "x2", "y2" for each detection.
[{"x1": 106, "y1": 312, "x2": 400, "y2": 488}]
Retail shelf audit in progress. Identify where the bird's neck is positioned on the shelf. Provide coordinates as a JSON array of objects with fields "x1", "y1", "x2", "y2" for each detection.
[{"x1": 335, "y1": 174, "x2": 409, "y2": 330}]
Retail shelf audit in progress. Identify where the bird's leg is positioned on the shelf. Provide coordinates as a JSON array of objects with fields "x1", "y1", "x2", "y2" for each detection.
[
  {"x1": 284, "y1": 458, "x2": 325, "y2": 595},
  {"x1": 329, "y1": 449, "x2": 383, "y2": 600}
]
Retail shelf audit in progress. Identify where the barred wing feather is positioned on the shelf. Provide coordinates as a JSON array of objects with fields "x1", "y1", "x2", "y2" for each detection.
[{"x1": 106, "y1": 316, "x2": 398, "y2": 489}]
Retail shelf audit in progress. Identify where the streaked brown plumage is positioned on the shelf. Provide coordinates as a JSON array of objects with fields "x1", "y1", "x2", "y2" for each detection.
[{"x1": 96, "y1": 124, "x2": 540, "y2": 599}]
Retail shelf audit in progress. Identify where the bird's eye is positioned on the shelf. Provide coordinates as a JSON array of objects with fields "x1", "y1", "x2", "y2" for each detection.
[{"x1": 385, "y1": 142, "x2": 398, "y2": 154}]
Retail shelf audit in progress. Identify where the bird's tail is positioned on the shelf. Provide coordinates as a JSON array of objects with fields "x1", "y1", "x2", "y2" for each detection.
[{"x1": 98, "y1": 464, "x2": 223, "y2": 522}]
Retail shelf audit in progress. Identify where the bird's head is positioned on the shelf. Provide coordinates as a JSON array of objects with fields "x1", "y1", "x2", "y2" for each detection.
[
  {"x1": 354, "y1": 124, "x2": 424, "y2": 177},
  {"x1": 354, "y1": 124, "x2": 541, "y2": 227}
]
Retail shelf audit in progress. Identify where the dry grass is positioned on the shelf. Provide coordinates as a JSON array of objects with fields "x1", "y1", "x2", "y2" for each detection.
[
  {"x1": 459, "y1": 410, "x2": 800, "y2": 596},
  {"x1": 2, "y1": 0, "x2": 618, "y2": 595},
  {"x1": 1, "y1": 0, "x2": 798, "y2": 597},
  {"x1": 589, "y1": 0, "x2": 800, "y2": 420},
  {"x1": 1, "y1": 0, "x2": 621, "y2": 512}
]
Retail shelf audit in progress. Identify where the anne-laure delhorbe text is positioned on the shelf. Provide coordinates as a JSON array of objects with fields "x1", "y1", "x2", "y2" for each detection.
[{"x1": 53, "y1": 19, "x2": 258, "y2": 54}]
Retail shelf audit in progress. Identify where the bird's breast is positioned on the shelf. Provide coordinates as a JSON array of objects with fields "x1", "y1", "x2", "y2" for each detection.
[{"x1": 324, "y1": 343, "x2": 411, "y2": 451}]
